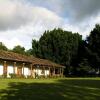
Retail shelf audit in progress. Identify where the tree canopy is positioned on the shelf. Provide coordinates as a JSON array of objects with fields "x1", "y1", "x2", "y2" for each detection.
[
  {"x1": 87, "y1": 24, "x2": 100, "y2": 71},
  {"x1": 31, "y1": 28, "x2": 83, "y2": 75},
  {"x1": 12, "y1": 45, "x2": 26, "y2": 55},
  {"x1": 0, "y1": 42, "x2": 8, "y2": 51},
  {"x1": 30, "y1": 25, "x2": 100, "y2": 76}
]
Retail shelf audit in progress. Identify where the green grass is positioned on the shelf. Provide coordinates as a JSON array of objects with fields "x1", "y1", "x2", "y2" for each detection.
[{"x1": 0, "y1": 78, "x2": 100, "y2": 100}]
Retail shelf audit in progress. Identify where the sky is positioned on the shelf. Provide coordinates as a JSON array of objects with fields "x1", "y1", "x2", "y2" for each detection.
[{"x1": 0, "y1": 0, "x2": 100, "y2": 50}]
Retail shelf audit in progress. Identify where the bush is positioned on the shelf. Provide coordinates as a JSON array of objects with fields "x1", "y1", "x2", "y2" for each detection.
[
  {"x1": 9, "y1": 74, "x2": 26, "y2": 78},
  {"x1": 2, "y1": 74, "x2": 7, "y2": 78},
  {"x1": 9, "y1": 73, "x2": 17, "y2": 78},
  {"x1": 38, "y1": 75, "x2": 45, "y2": 79},
  {"x1": 26, "y1": 75, "x2": 33, "y2": 79},
  {"x1": 0, "y1": 75, "x2": 3, "y2": 78}
]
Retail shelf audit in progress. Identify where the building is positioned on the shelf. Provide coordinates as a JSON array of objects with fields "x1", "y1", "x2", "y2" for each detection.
[{"x1": 0, "y1": 50, "x2": 65, "y2": 78}]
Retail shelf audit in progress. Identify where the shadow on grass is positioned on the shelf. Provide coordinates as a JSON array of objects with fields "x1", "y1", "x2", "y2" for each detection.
[{"x1": 0, "y1": 79, "x2": 100, "y2": 100}]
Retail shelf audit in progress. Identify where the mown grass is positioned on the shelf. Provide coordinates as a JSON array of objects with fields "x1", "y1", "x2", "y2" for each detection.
[{"x1": 0, "y1": 78, "x2": 100, "y2": 100}]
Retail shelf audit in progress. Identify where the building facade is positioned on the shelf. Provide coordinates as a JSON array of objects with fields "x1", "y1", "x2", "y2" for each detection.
[{"x1": 0, "y1": 50, "x2": 65, "y2": 78}]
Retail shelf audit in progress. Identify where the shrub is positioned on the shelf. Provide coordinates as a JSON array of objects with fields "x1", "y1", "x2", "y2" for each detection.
[
  {"x1": 39, "y1": 75, "x2": 45, "y2": 79},
  {"x1": 26, "y1": 75, "x2": 33, "y2": 79},
  {"x1": 2, "y1": 74, "x2": 7, "y2": 78},
  {"x1": 9, "y1": 73, "x2": 17, "y2": 78}
]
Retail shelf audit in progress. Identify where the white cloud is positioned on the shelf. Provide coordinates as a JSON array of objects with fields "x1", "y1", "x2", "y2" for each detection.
[
  {"x1": 0, "y1": 0, "x2": 100, "y2": 50},
  {"x1": 0, "y1": 0, "x2": 63, "y2": 49},
  {"x1": 63, "y1": 14, "x2": 100, "y2": 39},
  {"x1": 0, "y1": 0, "x2": 63, "y2": 30},
  {"x1": 0, "y1": 37, "x2": 23, "y2": 49}
]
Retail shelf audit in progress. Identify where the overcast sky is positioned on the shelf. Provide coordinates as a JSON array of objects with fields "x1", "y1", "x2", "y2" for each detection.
[{"x1": 0, "y1": 0, "x2": 100, "y2": 50}]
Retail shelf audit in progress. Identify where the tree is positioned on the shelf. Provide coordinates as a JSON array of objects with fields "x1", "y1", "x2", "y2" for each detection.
[
  {"x1": 0, "y1": 42, "x2": 8, "y2": 51},
  {"x1": 77, "y1": 59, "x2": 92, "y2": 76},
  {"x1": 12, "y1": 45, "x2": 26, "y2": 55},
  {"x1": 87, "y1": 24, "x2": 100, "y2": 74},
  {"x1": 31, "y1": 28, "x2": 83, "y2": 76},
  {"x1": 26, "y1": 49, "x2": 33, "y2": 56},
  {"x1": 31, "y1": 39, "x2": 41, "y2": 57}
]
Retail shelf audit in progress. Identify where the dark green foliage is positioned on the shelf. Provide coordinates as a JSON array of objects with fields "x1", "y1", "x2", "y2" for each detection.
[
  {"x1": 87, "y1": 24, "x2": 100, "y2": 74},
  {"x1": 77, "y1": 59, "x2": 92, "y2": 76},
  {"x1": 31, "y1": 39, "x2": 41, "y2": 57},
  {"x1": 31, "y1": 28, "x2": 83, "y2": 76},
  {"x1": 9, "y1": 74, "x2": 17, "y2": 78},
  {"x1": 0, "y1": 42, "x2": 8, "y2": 51},
  {"x1": 12, "y1": 45, "x2": 26, "y2": 55},
  {"x1": 25, "y1": 49, "x2": 33, "y2": 56},
  {"x1": 40, "y1": 28, "x2": 82, "y2": 65}
]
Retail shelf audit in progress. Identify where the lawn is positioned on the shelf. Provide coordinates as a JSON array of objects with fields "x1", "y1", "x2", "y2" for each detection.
[{"x1": 0, "y1": 78, "x2": 100, "y2": 100}]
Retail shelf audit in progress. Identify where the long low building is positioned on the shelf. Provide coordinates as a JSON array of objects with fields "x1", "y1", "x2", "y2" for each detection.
[{"x1": 0, "y1": 50, "x2": 65, "y2": 78}]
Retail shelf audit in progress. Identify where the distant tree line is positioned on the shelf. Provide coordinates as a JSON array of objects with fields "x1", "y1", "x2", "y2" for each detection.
[{"x1": 0, "y1": 24, "x2": 100, "y2": 77}]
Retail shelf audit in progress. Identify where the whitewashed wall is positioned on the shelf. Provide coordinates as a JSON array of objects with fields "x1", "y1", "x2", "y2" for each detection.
[
  {"x1": 0, "y1": 63, "x2": 50, "y2": 78},
  {"x1": 33, "y1": 69, "x2": 42, "y2": 76},
  {"x1": 7, "y1": 65, "x2": 14, "y2": 77},
  {"x1": 45, "y1": 70, "x2": 49, "y2": 76},
  {"x1": 22, "y1": 67, "x2": 30, "y2": 78},
  {"x1": 0, "y1": 65, "x2": 3, "y2": 75},
  {"x1": 33, "y1": 69, "x2": 50, "y2": 76}
]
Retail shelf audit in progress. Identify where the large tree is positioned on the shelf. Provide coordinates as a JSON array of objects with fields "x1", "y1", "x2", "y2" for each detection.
[
  {"x1": 87, "y1": 24, "x2": 100, "y2": 73},
  {"x1": 31, "y1": 28, "x2": 83, "y2": 75}
]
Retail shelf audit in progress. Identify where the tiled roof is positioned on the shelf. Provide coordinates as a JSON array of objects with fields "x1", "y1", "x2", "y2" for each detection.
[
  {"x1": 0, "y1": 50, "x2": 65, "y2": 68},
  {"x1": 0, "y1": 50, "x2": 32, "y2": 63},
  {"x1": 32, "y1": 57, "x2": 64, "y2": 68}
]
